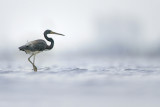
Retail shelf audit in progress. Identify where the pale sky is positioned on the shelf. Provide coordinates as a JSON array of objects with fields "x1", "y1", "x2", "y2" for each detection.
[{"x1": 0, "y1": 0, "x2": 160, "y2": 57}]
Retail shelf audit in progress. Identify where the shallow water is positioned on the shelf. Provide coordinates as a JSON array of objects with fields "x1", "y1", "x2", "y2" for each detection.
[{"x1": 0, "y1": 58, "x2": 160, "y2": 107}]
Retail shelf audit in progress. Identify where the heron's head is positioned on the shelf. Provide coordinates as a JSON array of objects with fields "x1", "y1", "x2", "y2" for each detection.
[{"x1": 44, "y1": 29, "x2": 65, "y2": 36}]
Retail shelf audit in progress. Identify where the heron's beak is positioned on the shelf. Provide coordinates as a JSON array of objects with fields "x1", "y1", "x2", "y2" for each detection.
[{"x1": 51, "y1": 31, "x2": 65, "y2": 36}]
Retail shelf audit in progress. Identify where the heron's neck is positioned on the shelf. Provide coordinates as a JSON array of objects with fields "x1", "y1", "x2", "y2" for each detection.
[{"x1": 44, "y1": 33, "x2": 54, "y2": 50}]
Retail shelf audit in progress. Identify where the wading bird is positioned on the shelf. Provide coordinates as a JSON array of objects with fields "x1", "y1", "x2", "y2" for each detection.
[{"x1": 19, "y1": 30, "x2": 65, "y2": 72}]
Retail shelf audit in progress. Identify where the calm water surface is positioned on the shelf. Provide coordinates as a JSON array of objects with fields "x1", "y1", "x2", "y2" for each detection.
[{"x1": 0, "y1": 58, "x2": 160, "y2": 107}]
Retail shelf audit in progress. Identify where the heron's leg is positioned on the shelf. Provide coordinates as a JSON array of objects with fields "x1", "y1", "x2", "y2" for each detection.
[
  {"x1": 28, "y1": 54, "x2": 34, "y2": 65},
  {"x1": 33, "y1": 54, "x2": 36, "y2": 64},
  {"x1": 28, "y1": 54, "x2": 37, "y2": 72},
  {"x1": 33, "y1": 54, "x2": 37, "y2": 72},
  {"x1": 33, "y1": 65, "x2": 37, "y2": 72}
]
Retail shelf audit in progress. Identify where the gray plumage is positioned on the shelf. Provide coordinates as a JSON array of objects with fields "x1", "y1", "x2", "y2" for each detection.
[{"x1": 19, "y1": 39, "x2": 48, "y2": 54}]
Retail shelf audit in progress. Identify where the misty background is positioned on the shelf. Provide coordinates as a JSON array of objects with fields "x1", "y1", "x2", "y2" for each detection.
[
  {"x1": 0, "y1": 0, "x2": 160, "y2": 60},
  {"x1": 1, "y1": 1, "x2": 160, "y2": 107}
]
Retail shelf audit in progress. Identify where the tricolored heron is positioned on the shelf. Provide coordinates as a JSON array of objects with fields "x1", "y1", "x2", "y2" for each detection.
[{"x1": 19, "y1": 30, "x2": 65, "y2": 72}]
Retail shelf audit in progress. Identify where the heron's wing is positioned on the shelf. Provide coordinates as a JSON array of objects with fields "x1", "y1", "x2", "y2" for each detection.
[{"x1": 27, "y1": 39, "x2": 47, "y2": 51}]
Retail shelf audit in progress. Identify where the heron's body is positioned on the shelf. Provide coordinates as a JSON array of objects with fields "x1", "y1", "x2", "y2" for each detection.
[
  {"x1": 19, "y1": 30, "x2": 64, "y2": 72},
  {"x1": 24, "y1": 39, "x2": 48, "y2": 54}
]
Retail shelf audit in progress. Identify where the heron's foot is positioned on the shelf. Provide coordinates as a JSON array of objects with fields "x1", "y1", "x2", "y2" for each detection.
[{"x1": 33, "y1": 65, "x2": 37, "y2": 72}]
